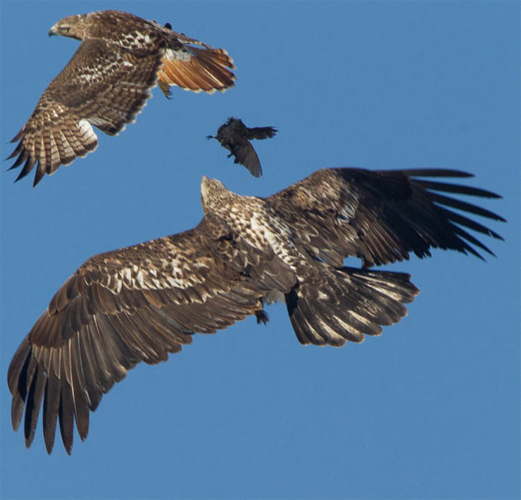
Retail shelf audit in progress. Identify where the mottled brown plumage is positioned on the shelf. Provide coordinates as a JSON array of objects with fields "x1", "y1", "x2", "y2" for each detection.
[
  {"x1": 207, "y1": 117, "x2": 277, "y2": 177},
  {"x1": 8, "y1": 167, "x2": 503, "y2": 454},
  {"x1": 8, "y1": 10, "x2": 236, "y2": 186}
]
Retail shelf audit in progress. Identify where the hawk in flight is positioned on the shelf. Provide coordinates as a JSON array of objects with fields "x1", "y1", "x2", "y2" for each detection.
[
  {"x1": 7, "y1": 10, "x2": 236, "y2": 186},
  {"x1": 8, "y1": 167, "x2": 504, "y2": 454},
  {"x1": 207, "y1": 117, "x2": 277, "y2": 177}
]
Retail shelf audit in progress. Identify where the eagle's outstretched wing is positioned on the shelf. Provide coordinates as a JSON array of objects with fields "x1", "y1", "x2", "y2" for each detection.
[
  {"x1": 8, "y1": 221, "x2": 264, "y2": 455},
  {"x1": 268, "y1": 168, "x2": 505, "y2": 268},
  {"x1": 8, "y1": 168, "x2": 504, "y2": 454}
]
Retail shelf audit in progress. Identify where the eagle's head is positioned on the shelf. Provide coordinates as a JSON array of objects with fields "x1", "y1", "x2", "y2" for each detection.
[
  {"x1": 49, "y1": 14, "x2": 88, "y2": 41},
  {"x1": 200, "y1": 176, "x2": 235, "y2": 214}
]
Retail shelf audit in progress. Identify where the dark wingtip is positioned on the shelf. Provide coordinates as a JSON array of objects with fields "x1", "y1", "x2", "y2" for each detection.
[
  {"x1": 14, "y1": 169, "x2": 29, "y2": 183},
  {"x1": 241, "y1": 161, "x2": 262, "y2": 178},
  {"x1": 32, "y1": 170, "x2": 45, "y2": 188},
  {"x1": 14, "y1": 158, "x2": 37, "y2": 184},
  {"x1": 406, "y1": 169, "x2": 475, "y2": 179}
]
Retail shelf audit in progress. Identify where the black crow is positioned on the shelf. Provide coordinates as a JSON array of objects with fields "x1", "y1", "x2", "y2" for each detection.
[{"x1": 207, "y1": 117, "x2": 277, "y2": 177}]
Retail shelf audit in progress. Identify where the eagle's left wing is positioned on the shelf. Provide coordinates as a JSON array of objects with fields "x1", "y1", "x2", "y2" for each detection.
[{"x1": 267, "y1": 168, "x2": 505, "y2": 268}]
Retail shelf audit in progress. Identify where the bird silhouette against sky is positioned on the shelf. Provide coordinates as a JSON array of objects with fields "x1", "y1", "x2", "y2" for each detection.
[{"x1": 207, "y1": 117, "x2": 277, "y2": 177}]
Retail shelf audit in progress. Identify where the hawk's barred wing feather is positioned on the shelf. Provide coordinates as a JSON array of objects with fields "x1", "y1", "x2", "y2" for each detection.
[
  {"x1": 8, "y1": 36, "x2": 163, "y2": 186},
  {"x1": 8, "y1": 10, "x2": 236, "y2": 186}
]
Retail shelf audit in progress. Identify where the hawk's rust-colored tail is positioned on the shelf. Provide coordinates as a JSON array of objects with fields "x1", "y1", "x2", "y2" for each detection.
[{"x1": 158, "y1": 47, "x2": 236, "y2": 96}]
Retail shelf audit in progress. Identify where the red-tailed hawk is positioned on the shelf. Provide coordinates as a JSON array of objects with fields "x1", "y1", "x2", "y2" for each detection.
[
  {"x1": 8, "y1": 167, "x2": 504, "y2": 454},
  {"x1": 207, "y1": 117, "x2": 278, "y2": 177},
  {"x1": 7, "y1": 10, "x2": 236, "y2": 186}
]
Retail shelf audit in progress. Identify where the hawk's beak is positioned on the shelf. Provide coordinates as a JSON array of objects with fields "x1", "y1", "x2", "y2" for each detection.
[{"x1": 48, "y1": 24, "x2": 59, "y2": 37}]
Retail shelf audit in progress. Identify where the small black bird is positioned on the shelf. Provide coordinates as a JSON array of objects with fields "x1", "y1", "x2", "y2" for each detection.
[{"x1": 207, "y1": 117, "x2": 277, "y2": 177}]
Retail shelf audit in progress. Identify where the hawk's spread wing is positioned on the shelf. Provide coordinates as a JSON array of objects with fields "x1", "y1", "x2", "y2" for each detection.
[
  {"x1": 8, "y1": 39, "x2": 162, "y2": 186},
  {"x1": 8, "y1": 10, "x2": 236, "y2": 186},
  {"x1": 8, "y1": 223, "x2": 264, "y2": 454},
  {"x1": 268, "y1": 168, "x2": 505, "y2": 268}
]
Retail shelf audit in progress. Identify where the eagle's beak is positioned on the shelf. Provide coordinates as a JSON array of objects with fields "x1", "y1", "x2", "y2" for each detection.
[{"x1": 48, "y1": 27, "x2": 57, "y2": 37}]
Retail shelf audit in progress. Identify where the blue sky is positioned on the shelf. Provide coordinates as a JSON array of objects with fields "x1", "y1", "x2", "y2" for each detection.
[{"x1": 1, "y1": 1, "x2": 519, "y2": 499}]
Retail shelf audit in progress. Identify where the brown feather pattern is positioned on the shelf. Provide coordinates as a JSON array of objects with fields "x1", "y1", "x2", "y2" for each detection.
[
  {"x1": 8, "y1": 168, "x2": 503, "y2": 453},
  {"x1": 8, "y1": 10, "x2": 236, "y2": 186}
]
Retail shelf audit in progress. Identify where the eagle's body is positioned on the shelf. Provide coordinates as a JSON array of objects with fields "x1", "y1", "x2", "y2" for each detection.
[
  {"x1": 207, "y1": 117, "x2": 277, "y2": 177},
  {"x1": 8, "y1": 167, "x2": 504, "y2": 454},
  {"x1": 8, "y1": 10, "x2": 236, "y2": 186}
]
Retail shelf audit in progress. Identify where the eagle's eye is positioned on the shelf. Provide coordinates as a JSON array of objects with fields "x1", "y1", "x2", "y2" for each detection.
[{"x1": 60, "y1": 26, "x2": 70, "y2": 34}]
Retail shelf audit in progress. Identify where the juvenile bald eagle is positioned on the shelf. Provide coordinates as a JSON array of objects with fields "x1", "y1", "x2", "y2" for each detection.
[
  {"x1": 7, "y1": 10, "x2": 236, "y2": 186},
  {"x1": 8, "y1": 167, "x2": 504, "y2": 454},
  {"x1": 207, "y1": 117, "x2": 277, "y2": 177}
]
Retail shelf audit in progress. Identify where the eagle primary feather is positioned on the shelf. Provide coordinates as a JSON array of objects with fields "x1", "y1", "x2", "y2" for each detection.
[
  {"x1": 7, "y1": 10, "x2": 236, "y2": 186},
  {"x1": 8, "y1": 167, "x2": 504, "y2": 454}
]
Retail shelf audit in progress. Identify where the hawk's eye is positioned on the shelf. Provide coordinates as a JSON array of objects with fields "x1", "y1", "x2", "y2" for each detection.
[{"x1": 60, "y1": 27, "x2": 70, "y2": 34}]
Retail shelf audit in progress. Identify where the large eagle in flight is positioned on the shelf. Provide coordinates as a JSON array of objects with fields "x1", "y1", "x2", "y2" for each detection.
[
  {"x1": 8, "y1": 168, "x2": 504, "y2": 454},
  {"x1": 7, "y1": 10, "x2": 236, "y2": 186}
]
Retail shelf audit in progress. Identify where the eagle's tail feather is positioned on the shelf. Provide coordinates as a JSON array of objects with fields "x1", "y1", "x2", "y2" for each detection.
[{"x1": 285, "y1": 267, "x2": 419, "y2": 346}]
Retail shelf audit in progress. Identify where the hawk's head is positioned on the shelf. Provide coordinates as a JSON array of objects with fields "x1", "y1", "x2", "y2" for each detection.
[{"x1": 49, "y1": 14, "x2": 89, "y2": 41}]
